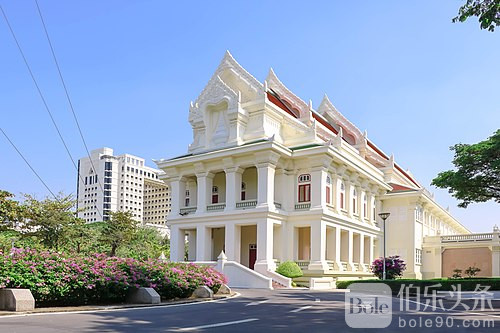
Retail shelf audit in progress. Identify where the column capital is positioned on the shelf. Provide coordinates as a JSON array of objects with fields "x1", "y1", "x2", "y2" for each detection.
[
  {"x1": 224, "y1": 166, "x2": 244, "y2": 174},
  {"x1": 196, "y1": 171, "x2": 214, "y2": 179},
  {"x1": 254, "y1": 151, "x2": 280, "y2": 165}
]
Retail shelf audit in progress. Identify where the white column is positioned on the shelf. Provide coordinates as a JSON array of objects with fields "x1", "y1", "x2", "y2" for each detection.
[
  {"x1": 254, "y1": 219, "x2": 275, "y2": 273},
  {"x1": 369, "y1": 236, "x2": 375, "y2": 264},
  {"x1": 359, "y1": 233, "x2": 365, "y2": 270},
  {"x1": 310, "y1": 167, "x2": 328, "y2": 208},
  {"x1": 169, "y1": 177, "x2": 184, "y2": 217},
  {"x1": 326, "y1": 227, "x2": 336, "y2": 260},
  {"x1": 282, "y1": 170, "x2": 295, "y2": 211},
  {"x1": 257, "y1": 163, "x2": 275, "y2": 209},
  {"x1": 170, "y1": 225, "x2": 185, "y2": 262},
  {"x1": 225, "y1": 167, "x2": 242, "y2": 211},
  {"x1": 308, "y1": 221, "x2": 329, "y2": 271},
  {"x1": 187, "y1": 230, "x2": 197, "y2": 261},
  {"x1": 196, "y1": 225, "x2": 211, "y2": 261},
  {"x1": 347, "y1": 230, "x2": 355, "y2": 271},
  {"x1": 335, "y1": 227, "x2": 343, "y2": 271},
  {"x1": 196, "y1": 172, "x2": 214, "y2": 214},
  {"x1": 224, "y1": 223, "x2": 240, "y2": 262}
]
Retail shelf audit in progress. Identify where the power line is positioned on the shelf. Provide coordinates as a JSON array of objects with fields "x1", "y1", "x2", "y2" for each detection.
[
  {"x1": 33, "y1": 0, "x2": 106, "y2": 200},
  {"x1": 0, "y1": 4, "x2": 103, "y2": 220},
  {"x1": 0, "y1": 128, "x2": 58, "y2": 200}
]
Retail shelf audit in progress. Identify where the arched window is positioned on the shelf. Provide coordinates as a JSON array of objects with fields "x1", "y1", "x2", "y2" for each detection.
[
  {"x1": 363, "y1": 193, "x2": 368, "y2": 219},
  {"x1": 212, "y1": 186, "x2": 219, "y2": 204},
  {"x1": 185, "y1": 189, "x2": 190, "y2": 207},
  {"x1": 298, "y1": 174, "x2": 311, "y2": 202},
  {"x1": 241, "y1": 182, "x2": 246, "y2": 201},
  {"x1": 340, "y1": 182, "x2": 346, "y2": 210},
  {"x1": 326, "y1": 176, "x2": 332, "y2": 204},
  {"x1": 352, "y1": 188, "x2": 358, "y2": 214}
]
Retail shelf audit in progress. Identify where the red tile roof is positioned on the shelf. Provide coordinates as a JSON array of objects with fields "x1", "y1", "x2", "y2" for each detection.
[
  {"x1": 267, "y1": 91, "x2": 298, "y2": 119},
  {"x1": 388, "y1": 183, "x2": 417, "y2": 193}
]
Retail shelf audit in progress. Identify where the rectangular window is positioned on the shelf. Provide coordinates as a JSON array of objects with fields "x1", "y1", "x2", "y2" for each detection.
[
  {"x1": 298, "y1": 184, "x2": 311, "y2": 202},
  {"x1": 105, "y1": 171, "x2": 112, "y2": 177},
  {"x1": 185, "y1": 198, "x2": 190, "y2": 207},
  {"x1": 212, "y1": 194, "x2": 219, "y2": 204},
  {"x1": 85, "y1": 177, "x2": 88, "y2": 185},
  {"x1": 340, "y1": 193, "x2": 344, "y2": 209},
  {"x1": 105, "y1": 162, "x2": 112, "y2": 171},
  {"x1": 103, "y1": 203, "x2": 111, "y2": 209},
  {"x1": 104, "y1": 184, "x2": 111, "y2": 190},
  {"x1": 104, "y1": 191, "x2": 111, "y2": 196},
  {"x1": 241, "y1": 191, "x2": 246, "y2": 201},
  {"x1": 104, "y1": 197, "x2": 111, "y2": 203},
  {"x1": 104, "y1": 177, "x2": 112, "y2": 184},
  {"x1": 415, "y1": 249, "x2": 422, "y2": 265},
  {"x1": 325, "y1": 186, "x2": 330, "y2": 204}
]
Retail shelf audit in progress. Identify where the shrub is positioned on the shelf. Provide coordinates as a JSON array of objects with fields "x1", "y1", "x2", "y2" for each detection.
[
  {"x1": 371, "y1": 256, "x2": 406, "y2": 280},
  {"x1": 335, "y1": 278, "x2": 500, "y2": 292},
  {"x1": 464, "y1": 266, "x2": 481, "y2": 278},
  {"x1": 276, "y1": 261, "x2": 303, "y2": 278},
  {"x1": 0, "y1": 248, "x2": 226, "y2": 306},
  {"x1": 452, "y1": 269, "x2": 463, "y2": 279}
]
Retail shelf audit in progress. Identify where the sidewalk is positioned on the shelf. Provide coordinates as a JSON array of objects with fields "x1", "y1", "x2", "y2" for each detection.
[{"x1": 0, "y1": 293, "x2": 235, "y2": 317}]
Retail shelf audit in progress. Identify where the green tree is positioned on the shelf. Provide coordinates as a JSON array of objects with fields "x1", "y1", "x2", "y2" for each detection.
[
  {"x1": 116, "y1": 227, "x2": 169, "y2": 260},
  {"x1": 22, "y1": 193, "x2": 82, "y2": 250},
  {"x1": 0, "y1": 190, "x2": 26, "y2": 230},
  {"x1": 453, "y1": 0, "x2": 500, "y2": 32},
  {"x1": 432, "y1": 129, "x2": 500, "y2": 208},
  {"x1": 101, "y1": 211, "x2": 137, "y2": 257}
]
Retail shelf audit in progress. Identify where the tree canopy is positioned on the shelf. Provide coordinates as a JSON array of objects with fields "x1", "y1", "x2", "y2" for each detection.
[
  {"x1": 453, "y1": 0, "x2": 500, "y2": 32},
  {"x1": 432, "y1": 129, "x2": 500, "y2": 208}
]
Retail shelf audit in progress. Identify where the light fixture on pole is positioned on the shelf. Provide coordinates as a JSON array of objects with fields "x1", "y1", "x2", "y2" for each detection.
[{"x1": 378, "y1": 212, "x2": 391, "y2": 280}]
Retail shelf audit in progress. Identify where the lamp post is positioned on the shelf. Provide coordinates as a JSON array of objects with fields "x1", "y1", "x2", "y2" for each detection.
[{"x1": 378, "y1": 212, "x2": 391, "y2": 280}]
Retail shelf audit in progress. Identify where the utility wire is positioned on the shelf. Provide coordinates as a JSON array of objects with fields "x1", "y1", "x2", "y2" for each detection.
[
  {"x1": 0, "y1": 4, "x2": 103, "y2": 220},
  {"x1": 0, "y1": 128, "x2": 58, "y2": 200},
  {"x1": 33, "y1": 0, "x2": 106, "y2": 201}
]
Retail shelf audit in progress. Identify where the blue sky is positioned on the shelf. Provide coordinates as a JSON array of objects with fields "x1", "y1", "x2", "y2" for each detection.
[{"x1": 1, "y1": 1, "x2": 499, "y2": 231}]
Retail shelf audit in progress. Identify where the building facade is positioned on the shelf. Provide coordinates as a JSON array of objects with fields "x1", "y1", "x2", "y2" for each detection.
[
  {"x1": 77, "y1": 147, "x2": 170, "y2": 231},
  {"x1": 155, "y1": 52, "x2": 470, "y2": 281}
]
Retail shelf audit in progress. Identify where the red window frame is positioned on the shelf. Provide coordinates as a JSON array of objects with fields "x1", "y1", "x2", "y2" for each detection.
[
  {"x1": 298, "y1": 184, "x2": 311, "y2": 202},
  {"x1": 326, "y1": 186, "x2": 331, "y2": 204}
]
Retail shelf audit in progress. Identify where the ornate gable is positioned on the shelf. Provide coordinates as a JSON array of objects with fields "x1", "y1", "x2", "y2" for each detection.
[
  {"x1": 317, "y1": 94, "x2": 363, "y2": 145},
  {"x1": 266, "y1": 68, "x2": 310, "y2": 119}
]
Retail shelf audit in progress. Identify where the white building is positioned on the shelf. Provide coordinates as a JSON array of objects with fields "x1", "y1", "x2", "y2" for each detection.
[
  {"x1": 77, "y1": 148, "x2": 170, "y2": 231},
  {"x1": 155, "y1": 52, "x2": 471, "y2": 283}
]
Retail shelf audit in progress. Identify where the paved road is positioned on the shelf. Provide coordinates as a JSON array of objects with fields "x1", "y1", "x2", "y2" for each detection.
[{"x1": 0, "y1": 289, "x2": 499, "y2": 332}]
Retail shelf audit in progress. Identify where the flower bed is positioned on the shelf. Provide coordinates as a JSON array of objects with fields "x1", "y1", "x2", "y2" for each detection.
[{"x1": 0, "y1": 248, "x2": 226, "y2": 307}]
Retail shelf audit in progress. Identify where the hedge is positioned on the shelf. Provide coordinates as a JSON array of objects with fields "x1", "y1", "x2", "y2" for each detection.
[
  {"x1": 0, "y1": 248, "x2": 226, "y2": 307},
  {"x1": 336, "y1": 278, "x2": 500, "y2": 293}
]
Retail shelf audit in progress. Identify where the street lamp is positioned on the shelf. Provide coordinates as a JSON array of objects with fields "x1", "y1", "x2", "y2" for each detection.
[{"x1": 378, "y1": 212, "x2": 391, "y2": 280}]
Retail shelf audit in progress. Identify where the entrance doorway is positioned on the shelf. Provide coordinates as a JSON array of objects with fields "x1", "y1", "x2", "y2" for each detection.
[{"x1": 249, "y1": 244, "x2": 257, "y2": 269}]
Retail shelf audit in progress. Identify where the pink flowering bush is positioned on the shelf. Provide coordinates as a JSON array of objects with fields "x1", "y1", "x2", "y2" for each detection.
[
  {"x1": 371, "y1": 255, "x2": 406, "y2": 280},
  {"x1": 0, "y1": 248, "x2": 226, "y2": 306}
]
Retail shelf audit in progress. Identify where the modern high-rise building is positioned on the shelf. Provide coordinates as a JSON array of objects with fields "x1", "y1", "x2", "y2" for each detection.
[{"x1": 77, "y1": 147, "x2": 170, "y2": 232}]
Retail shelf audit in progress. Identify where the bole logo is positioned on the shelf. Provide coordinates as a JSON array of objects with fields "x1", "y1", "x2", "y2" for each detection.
[{"x1": 345, "y1": 283, "x2": 392, "y2": 328}]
